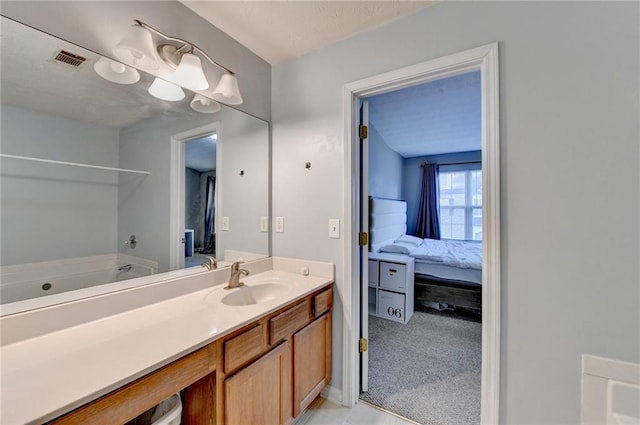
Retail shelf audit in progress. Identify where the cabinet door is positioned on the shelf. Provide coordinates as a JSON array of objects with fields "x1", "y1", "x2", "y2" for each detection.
[
  {"x1": 293, "y1": 313, "x2": 332, "y2": 417},
  {"x1": 224, "y1": 341, "x2": 291, "y2": 425}
]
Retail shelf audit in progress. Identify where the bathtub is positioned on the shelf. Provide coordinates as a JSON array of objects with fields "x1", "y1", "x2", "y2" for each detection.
[{"x1": 0, "y1": 254, "x2": 157, "y2": 304}]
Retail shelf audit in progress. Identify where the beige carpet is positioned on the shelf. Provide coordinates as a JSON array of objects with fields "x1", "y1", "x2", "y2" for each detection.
[{"x1": 360, "y1": 309, "x2": 481, "y2": 425}]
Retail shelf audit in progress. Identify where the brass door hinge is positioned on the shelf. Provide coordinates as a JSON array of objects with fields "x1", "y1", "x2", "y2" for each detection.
[
  {"x1": 359, "y1": 124, "x2": 368, "y2": 139},
  {"x1": 359, "y1": 338, "x2": 368, "y2": 353},
  {"x1": 359, "y1": 232, "x2": 368, "y2": 246}
]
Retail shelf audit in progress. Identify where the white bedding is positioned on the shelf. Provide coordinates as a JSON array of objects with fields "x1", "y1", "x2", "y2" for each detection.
[{"x1": 379, "y1": 237, "x2": 482, "y2": 270}]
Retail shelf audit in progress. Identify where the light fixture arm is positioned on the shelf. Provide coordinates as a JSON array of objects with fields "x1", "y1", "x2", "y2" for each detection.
[{"x1": 133, "y1": 19, "x2": 234, "y2": 75}]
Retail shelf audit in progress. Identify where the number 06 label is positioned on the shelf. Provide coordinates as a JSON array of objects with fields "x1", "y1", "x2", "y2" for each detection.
[{"x1": 387, "y1": 307, "x2": 403, "y2": 318}]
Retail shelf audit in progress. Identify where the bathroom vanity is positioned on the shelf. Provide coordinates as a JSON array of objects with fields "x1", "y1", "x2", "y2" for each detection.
[{"x1": 0, "y1": 257, "x2": 334, "y2": 425}]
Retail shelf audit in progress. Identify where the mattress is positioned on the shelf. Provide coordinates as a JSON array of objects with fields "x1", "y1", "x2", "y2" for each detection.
[{"x1": 414, "y1": 259, "x2": 482, "y2": 285}]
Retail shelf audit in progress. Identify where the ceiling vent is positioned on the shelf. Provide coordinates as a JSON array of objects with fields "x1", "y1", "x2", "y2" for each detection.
[{"x1": 52, "y1": 50, "x2": 87, "y2": 68}]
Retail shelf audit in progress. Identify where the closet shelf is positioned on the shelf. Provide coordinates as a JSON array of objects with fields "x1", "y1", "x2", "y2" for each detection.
[{"x1": 0, "y1": 154, "x2": 150, "y2": 175}]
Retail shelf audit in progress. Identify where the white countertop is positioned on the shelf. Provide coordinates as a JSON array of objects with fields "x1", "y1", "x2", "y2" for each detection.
[{"x1": 0, "y1": 257, "x2": 334, "y2": 424}]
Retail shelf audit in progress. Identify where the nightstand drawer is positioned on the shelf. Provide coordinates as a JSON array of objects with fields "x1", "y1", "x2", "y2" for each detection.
[{"x1": 379, "y1": 262, "x2": 406, "y2": 291}]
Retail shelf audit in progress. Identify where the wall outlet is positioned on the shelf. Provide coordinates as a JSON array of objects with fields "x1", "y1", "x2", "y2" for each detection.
[
  {"x1": 275, "y1": 217, "x2": 284, "y2": 233},
  {"x1": 222, "y1": 216, "x2": 230, "y2": 231},
  {"x1": 329, "y1": 219, "x2": 340, "y2": 238},
  {"x1": 260, "y1": 216, "x2": 268, "y2": 232}
]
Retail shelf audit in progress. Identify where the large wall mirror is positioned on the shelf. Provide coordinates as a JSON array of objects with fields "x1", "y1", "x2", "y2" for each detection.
[{"x1": 0, "y1": 16, "x2": 270, "y2": 314}]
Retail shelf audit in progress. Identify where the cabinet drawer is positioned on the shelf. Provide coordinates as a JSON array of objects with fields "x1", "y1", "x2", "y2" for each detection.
[
  {"x1": 377, "y1": 290, "x2": 406, "y2": 323},
  {"x1": 379, "y1": 262, "x2": 406, "y2": 291},
  {"x1": 269, "y1": 299, "x2": 311, "y2": 344},
  {"x1": 224, "y1": 324, "x2": 267, "y2": 373},
  {"x1": 367, "y1": 260, "x2": 378, "y2": 286},
  {"x1": 313, "y1": 288, "x2": 333, "y2": 317}
]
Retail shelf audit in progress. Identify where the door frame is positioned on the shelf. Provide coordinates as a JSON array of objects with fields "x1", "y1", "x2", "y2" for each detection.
[
  {"x1": 358, "y1": 100, "x2": 370, "y2": 392},
  {"x1": 169, "y1": 122, "x2": 221, "y2": 270},
  {"x1": 341, "y1": 43, "x2": 501, "y2": 424}
]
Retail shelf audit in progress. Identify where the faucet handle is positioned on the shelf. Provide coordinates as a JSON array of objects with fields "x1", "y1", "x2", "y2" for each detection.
[{"x1": 231, "y1": 261, "x2": 242, "y2": 271}]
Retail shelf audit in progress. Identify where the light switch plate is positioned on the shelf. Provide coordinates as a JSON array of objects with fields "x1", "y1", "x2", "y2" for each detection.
[
  {"x1": 260, "y1": 216, "x2": 268, "y2": 232},
  {"x1": 222, "y1": 216, "x2": 230, "y2": 231},
  {"x1": 329, "y1": 219, "x2": 340, "y2": 238},
  {"x1": 275, "y1": 217, "x2": 284, "y2": 233}
]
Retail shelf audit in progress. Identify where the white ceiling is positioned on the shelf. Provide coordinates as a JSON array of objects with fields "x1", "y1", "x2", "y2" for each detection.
[
  {"x1": 186, "y1": 135, "x2": 217, "y2": 172},
  {"x1": 367, "y1": 71, "x2": 481, "y2": 157},
  {"x1": 180, "y1": 1, "x2": 435, "y2": 64}
]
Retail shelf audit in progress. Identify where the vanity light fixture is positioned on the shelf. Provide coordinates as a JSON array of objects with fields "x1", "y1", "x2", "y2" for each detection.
[
  {"x1": 114, "y1": 20, "x2": 243, "y2": 104},
  {"x1": 148, "y1": 77, "x2": 185, "y2": 102},
  {"x1": 211, "y1": 73, "x2": 243, "y2": 105},
  {"x1": 159, "y1": 47, "x2": 209, "y2": 92},
  {"x1": 93, "y1": 57, "x2": 140, "y2": 85},
  {"x1": 112, "y1": 24, "x2": 159, "y2": 70},
  {"x1": 190, "y1": 94, "x2": 221, "y2": 114}
]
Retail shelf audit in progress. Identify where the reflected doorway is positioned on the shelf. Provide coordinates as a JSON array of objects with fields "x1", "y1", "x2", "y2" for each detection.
[
  {"x1": 184, "y1": 133, "x2": 217, "y2": 268},
  {"x1": 169, "y1": 121, "x2": 221, "y2": 271}
]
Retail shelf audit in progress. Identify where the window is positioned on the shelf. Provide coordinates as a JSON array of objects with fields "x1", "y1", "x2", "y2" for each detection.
[{"x1": 439, "y1": 169, "x2": 482, "y2": 240}]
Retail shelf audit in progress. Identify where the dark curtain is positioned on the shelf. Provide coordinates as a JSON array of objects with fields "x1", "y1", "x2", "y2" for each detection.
[
  {"x1": 202, "y1": 176, "x2": 216, "y2": 254},
  {"x1": 416, "y1": 163, "x2": 441, "y2": 239}
]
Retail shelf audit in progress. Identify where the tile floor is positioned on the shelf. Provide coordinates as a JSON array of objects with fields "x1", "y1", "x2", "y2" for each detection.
[{"x1": 295, "y1": 397, "x2": 419, "y2": 425}]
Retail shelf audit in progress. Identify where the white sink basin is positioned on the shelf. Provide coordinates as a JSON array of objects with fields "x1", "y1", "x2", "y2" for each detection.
[{"x1": 221, "y1": 283, "x2": 290, "y2": 306}]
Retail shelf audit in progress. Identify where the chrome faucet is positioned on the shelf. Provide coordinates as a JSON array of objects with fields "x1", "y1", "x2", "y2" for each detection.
[
  {"x1": 201, "y1": 256, "x2": 217, "y2": 270},
  {"x1": 225, "y1": 261, "x2": 249, "y2": 289}
]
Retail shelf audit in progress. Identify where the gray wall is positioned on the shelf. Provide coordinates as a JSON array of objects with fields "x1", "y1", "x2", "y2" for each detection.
[
  {"x1": 1, "y1": 1, "x2": 271, "y2": 121},
  {"x1": 272, "y1": 2, "x2": 639, "y2": 424},
  {"x1": 1, "y1": 105, "x2": 120, "y2": 265},
  {"x1": 217, "y1": 110, "x2": 270, "y2": 257},
  {"x1": 403, "y1": 151, "x2": 481, "y2": 235},
  {"x1": 368, "y1": 124, "x2": 403, "y2": 200}
]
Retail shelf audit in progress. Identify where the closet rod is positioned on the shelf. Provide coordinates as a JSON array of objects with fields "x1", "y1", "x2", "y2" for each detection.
[{"x1": 0, "y1": 154, "x2": 150, "y2": 175}]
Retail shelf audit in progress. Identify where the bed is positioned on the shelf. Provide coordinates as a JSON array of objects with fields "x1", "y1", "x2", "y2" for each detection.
[{"x1": 369, "y1": 197, "x2": 482, "y2": 311}]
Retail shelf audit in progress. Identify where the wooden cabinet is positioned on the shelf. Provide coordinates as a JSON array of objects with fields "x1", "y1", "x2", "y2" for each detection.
[
  {"x1": 224, "y1": 342, "x2": 291, "y2": 425},
  {"x1": 269, "y1": 298, "x2": 311, "y2": 344},
  {"x1": 50, "y1": 344, "x2": 217, "y2": 425},
  {"x1": 293, "y1": 313, "x2": 331, "y2": 417},
  {"x1": 223, "y1": 324, "x2": 267, "y2": 373},
  {"x1": 368, "y1": 252, "x2": 414, "y2": 324},
  {"x1": 49, "y1": 285, "x2": 332, "y2": 425},
  {"x1": 220, "y1": 286, "x2": 332, "y2": 424}
]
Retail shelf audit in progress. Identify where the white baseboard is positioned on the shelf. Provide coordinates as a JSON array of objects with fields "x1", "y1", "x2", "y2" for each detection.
[{"x1": 321, "y1": 384, "x2": 343, "y2": 405}]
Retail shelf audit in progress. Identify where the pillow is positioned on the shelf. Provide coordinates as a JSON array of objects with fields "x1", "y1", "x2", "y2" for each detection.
[
  {"x1": 394, "y1": 234, "x2": 423, "y2": 247},
  {"x1": 379, "y1": 242, "x2": 415, "y2": 255}
]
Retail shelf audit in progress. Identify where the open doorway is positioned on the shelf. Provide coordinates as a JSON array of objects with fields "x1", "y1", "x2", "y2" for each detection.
[
  {"x1": 342, "y1": 43, "x2": 500, "y2": 424},
  {"x1": 169, "y1": 122, "x2": 221, "y2": 271},
  {"x1": 360, "y1": 71, "x2": 482, "y2": 425},
  {"x1": 184, "y1": 133, "x2": 217, "y2": 268}
]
